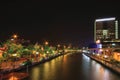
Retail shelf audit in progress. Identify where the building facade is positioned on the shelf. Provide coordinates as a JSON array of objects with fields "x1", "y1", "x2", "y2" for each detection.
[{"x1": 94, "y1": 17, "x2": 118, "y2": 42}]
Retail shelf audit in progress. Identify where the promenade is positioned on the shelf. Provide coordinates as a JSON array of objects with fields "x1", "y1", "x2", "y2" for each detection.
[{"x1": 84, "y1": 53, "x2": 120, "y2": 74}]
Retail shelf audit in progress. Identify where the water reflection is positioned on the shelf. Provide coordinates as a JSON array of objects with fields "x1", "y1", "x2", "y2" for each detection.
[
  {"x1": 26, "y1": 53, "x2": 120, "y2": 80},
  {"x1": 31, "y1": 67, "x2": 40, "y2": 80},
  {"x1": 29, "y1": 56, "x2": 64, "y2": 80},
  {"x1": 82, "y1": 54, "x2": 90, "y2": 62},
  {"x1": 82, "y1": 54, "x2": 120, "y2": 80}
]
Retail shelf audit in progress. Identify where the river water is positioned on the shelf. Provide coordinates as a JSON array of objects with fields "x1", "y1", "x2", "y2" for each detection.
[{"x1": 24, "y1": 53, "x2": 120, "y2": 80}]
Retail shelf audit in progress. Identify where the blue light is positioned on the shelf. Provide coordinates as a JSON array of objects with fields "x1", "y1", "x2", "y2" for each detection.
[{"x1": 97, "y1": 44, "x2": 102, "y2": 48}]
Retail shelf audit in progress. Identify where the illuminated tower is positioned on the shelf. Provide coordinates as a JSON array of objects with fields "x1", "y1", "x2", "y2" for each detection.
[{"x1": 94, "y1": 17, "x2": 118, "y2": 42}]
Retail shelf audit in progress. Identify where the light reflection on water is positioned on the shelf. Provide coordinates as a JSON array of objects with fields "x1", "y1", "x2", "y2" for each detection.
[
  {"x1": 29, "y1": 55, "x2": 65, "y2": 80},
  {"x1": 26, "y1": 53, "x2": 120, "y2": 80},
  {"x1": 82, "y1": 54, "x2": 119, "y2": 80},
  {"x1": 31, "y1": 67, "x2": 40, "y2": 80}
]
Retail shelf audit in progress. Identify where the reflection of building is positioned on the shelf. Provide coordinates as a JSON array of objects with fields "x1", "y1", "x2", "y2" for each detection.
[
  {"x1": 94, "y1": 17, "x2": 118, "y2": 42},
  {"x1": 94, "y1": 17, "x2": 120, "y2": 48}
]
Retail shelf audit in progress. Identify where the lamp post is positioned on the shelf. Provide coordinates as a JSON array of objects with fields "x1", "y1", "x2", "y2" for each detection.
[
  {"x1": 12, "y1": 53, "x2": 17, "y2": 69},
  {"x1": 45, "y1": 41, "x2": 49, "y2": 45},
  {"x1": 13, "y1": 34, "x2": 18, "y2": 39},
  {"x1": 36, "y1": 52, "x2": 39, "y2": 62},
  {"x1": 11, "y1": 34, "x2": 18, "y2": 43},
  {"x1": 57, "y1": 44, "x2": 60, "y2": 52}
]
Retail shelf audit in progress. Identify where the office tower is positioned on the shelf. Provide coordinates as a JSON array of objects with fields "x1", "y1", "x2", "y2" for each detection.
[{"x1": 94, "y1": 17, "x2": 118, "y2": 42}]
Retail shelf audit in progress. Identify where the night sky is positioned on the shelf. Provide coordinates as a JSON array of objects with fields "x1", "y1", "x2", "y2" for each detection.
[{"x1": 0, "y1": 1, "x2": 120, "y2": 47}]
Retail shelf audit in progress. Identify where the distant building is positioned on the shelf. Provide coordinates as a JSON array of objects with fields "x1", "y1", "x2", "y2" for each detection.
[
  {"x1": 94, "y1": 17, "x2": 118, "y2": 42},
  {"x1": 94, "y1": 17, "x2": 120, "y2": 48}
]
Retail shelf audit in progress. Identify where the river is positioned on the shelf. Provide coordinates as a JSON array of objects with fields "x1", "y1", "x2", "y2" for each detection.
[{"x1": 23, "y1": 53, "x2": 120, "y2": 80}]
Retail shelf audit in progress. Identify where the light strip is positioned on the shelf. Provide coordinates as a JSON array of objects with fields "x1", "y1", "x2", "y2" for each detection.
[
  {"x1": 96, "y1": 17, "x2": 115, "y2": 22},
  {"x1": 115, "y1": 20, "x2": 118, "y2": 39}
]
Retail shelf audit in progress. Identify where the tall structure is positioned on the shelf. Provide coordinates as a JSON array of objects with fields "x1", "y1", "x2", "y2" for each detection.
[{"x1": 94, "y1": 17, "x2": 118, "y2": 43}]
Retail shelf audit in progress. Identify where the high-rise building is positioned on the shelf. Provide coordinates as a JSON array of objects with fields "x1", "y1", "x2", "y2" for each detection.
[{"x1": 94, "y1": 17, "x2": 118, "y2": 43}]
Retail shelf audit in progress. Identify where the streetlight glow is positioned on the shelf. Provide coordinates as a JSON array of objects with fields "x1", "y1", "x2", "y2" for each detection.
[
  {"x1": 96, "y1": 40, "x2": 100, "y2": 44},
  {"x1": 45, "y1": 41, "x2": 48, "y2": 45},
  {"x1": 57, "y1": 44, "x2": 60, "y2": 47},
  {"x1": 13, "y1": 34, "x2": 18, "y2": 39}
]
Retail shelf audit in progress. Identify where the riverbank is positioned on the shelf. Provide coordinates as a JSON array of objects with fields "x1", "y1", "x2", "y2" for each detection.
[
  {"x1": 0, "y1": 52, "x2": 69, "y2": 80},
  {"x1": 84, "y1": 53, "x2": 120, "y2": 75},
  {"x1": 0, "y1": 52, "x2": 66, "y2": 75}
]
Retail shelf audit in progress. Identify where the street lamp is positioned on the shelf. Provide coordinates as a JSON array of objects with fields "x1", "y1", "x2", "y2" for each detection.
[
  {"x1": 12, "y1": 53, "x2": 17, "y2": 71},
  {"x1": 57, "y1": 44, "x2": 60, "y2": 48},
  {"x1": 45, "y1": 41, "x2": 48, "y2": 45},
  {"x1": 96, "y1": 40, "x2": 100, "y2": 44},
  {"x1": 36, "y1": 52, "x2": 39, "y2": 62},
  {"x1": 11, "y1": 34, "x2": 18, "y2": 42},
  {"x1": 13, "y1": 34, "x2": 18, "y2": 39}
]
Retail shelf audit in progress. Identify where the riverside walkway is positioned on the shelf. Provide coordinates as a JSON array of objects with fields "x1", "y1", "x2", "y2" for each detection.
[{"x1": 84, "y1": 53, "x2": 120, "y2": 74}]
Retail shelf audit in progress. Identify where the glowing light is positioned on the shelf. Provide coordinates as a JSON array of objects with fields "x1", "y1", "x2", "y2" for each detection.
[
  {"x1": 99, "y1": 44, "x2": 102, "y2": 48},
  {"x1": 93, "y1": 52, "x2": 95, "y2": 55},
  {"x1": 112, "y1": 43, "x2": 116, "y2": 46},
  {"x1": 13, "y1": 34, "x2": 18, "y2": 39},
  {"x1": 12, "y1": 54, "x2": 17, "y2": 56},
  {"x1": 43, "y1": 54, "x2": 46, "y2": 57},
  {"x1": 97, "y1": 44, "x2": 102, "y2": 48},
  {"x1": 9, "y1": 76, "x2": 18, "y2": 80},
  {"x1": 96, "y1": 17, "x2": 115, "y2": 22},
  {"x1": 64, "y1": 45, "x2": 66, "y2": 48},
  {"x1": 7, "y1": 72, "x2": 28, "y2": 80},
  {"x1": 45, "y1": 41, "x2": 48, "y2": 45},
  {"x1": 99, "y1": 49, "x2": 103, "y2": 52},
  {"x1": 117, "y1": 53, "x2": 120, "y2": 56},
  {"x1": 82, "y1": 50, "x2": 88, "y2": 53},
  {"x1": 52, "y1": 50, "x2": 55, "y2": 53},
  {"x1": 46, "y1": 51, "x2": 49, "y2": 53},
  {"x1": 115, "y1": 20, "x2": 118, "y2": 39},
  {"x1": 36, "y1": 52, "x2": 39, "y2": 54},
  {"x1": 97, "y1": 54, "x2": 100, "y2": 56},
  {"x1": 41, "y1": 47, "x2": 44, "y2": 51},
  {"x1": 104, "y1": 55, "x2": 108, "y2": 58},
  {"x1": 11, "y1": 39, "x2": 14, "y2": 41},
  {"x1": 96, "y1": 40, "x2": 100, "y2": 44},
  {"x1": 106, "y1": 50, "x2": 109, "y2": 52},
  {"x1": 57, "y1": 44, "x2": 60, "y2": 47},
  {"x1": 33, "y1": 50, "x2": 36, "y2": 54},
  {"x1": 82, "y1": 54, "x2": 90, "y2": 61}
]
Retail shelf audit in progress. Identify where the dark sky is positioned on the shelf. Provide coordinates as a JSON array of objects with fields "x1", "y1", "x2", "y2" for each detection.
[{"x1": 0, "y1": 1, "x2": 120, "y2": 47}]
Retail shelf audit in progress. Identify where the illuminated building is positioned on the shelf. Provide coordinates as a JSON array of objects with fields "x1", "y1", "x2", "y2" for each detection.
[
  {"x1": 94, "y1": 17, "x2": 118, "y2": 42},
  {"x1": 94, "y1": 17, "x2": 120, "y2": 48}
]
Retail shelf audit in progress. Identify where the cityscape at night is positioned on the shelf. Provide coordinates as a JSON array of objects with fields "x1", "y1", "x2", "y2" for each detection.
[{"x1": 0, "y1": 1, "x2": 120, "y2": 80}]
